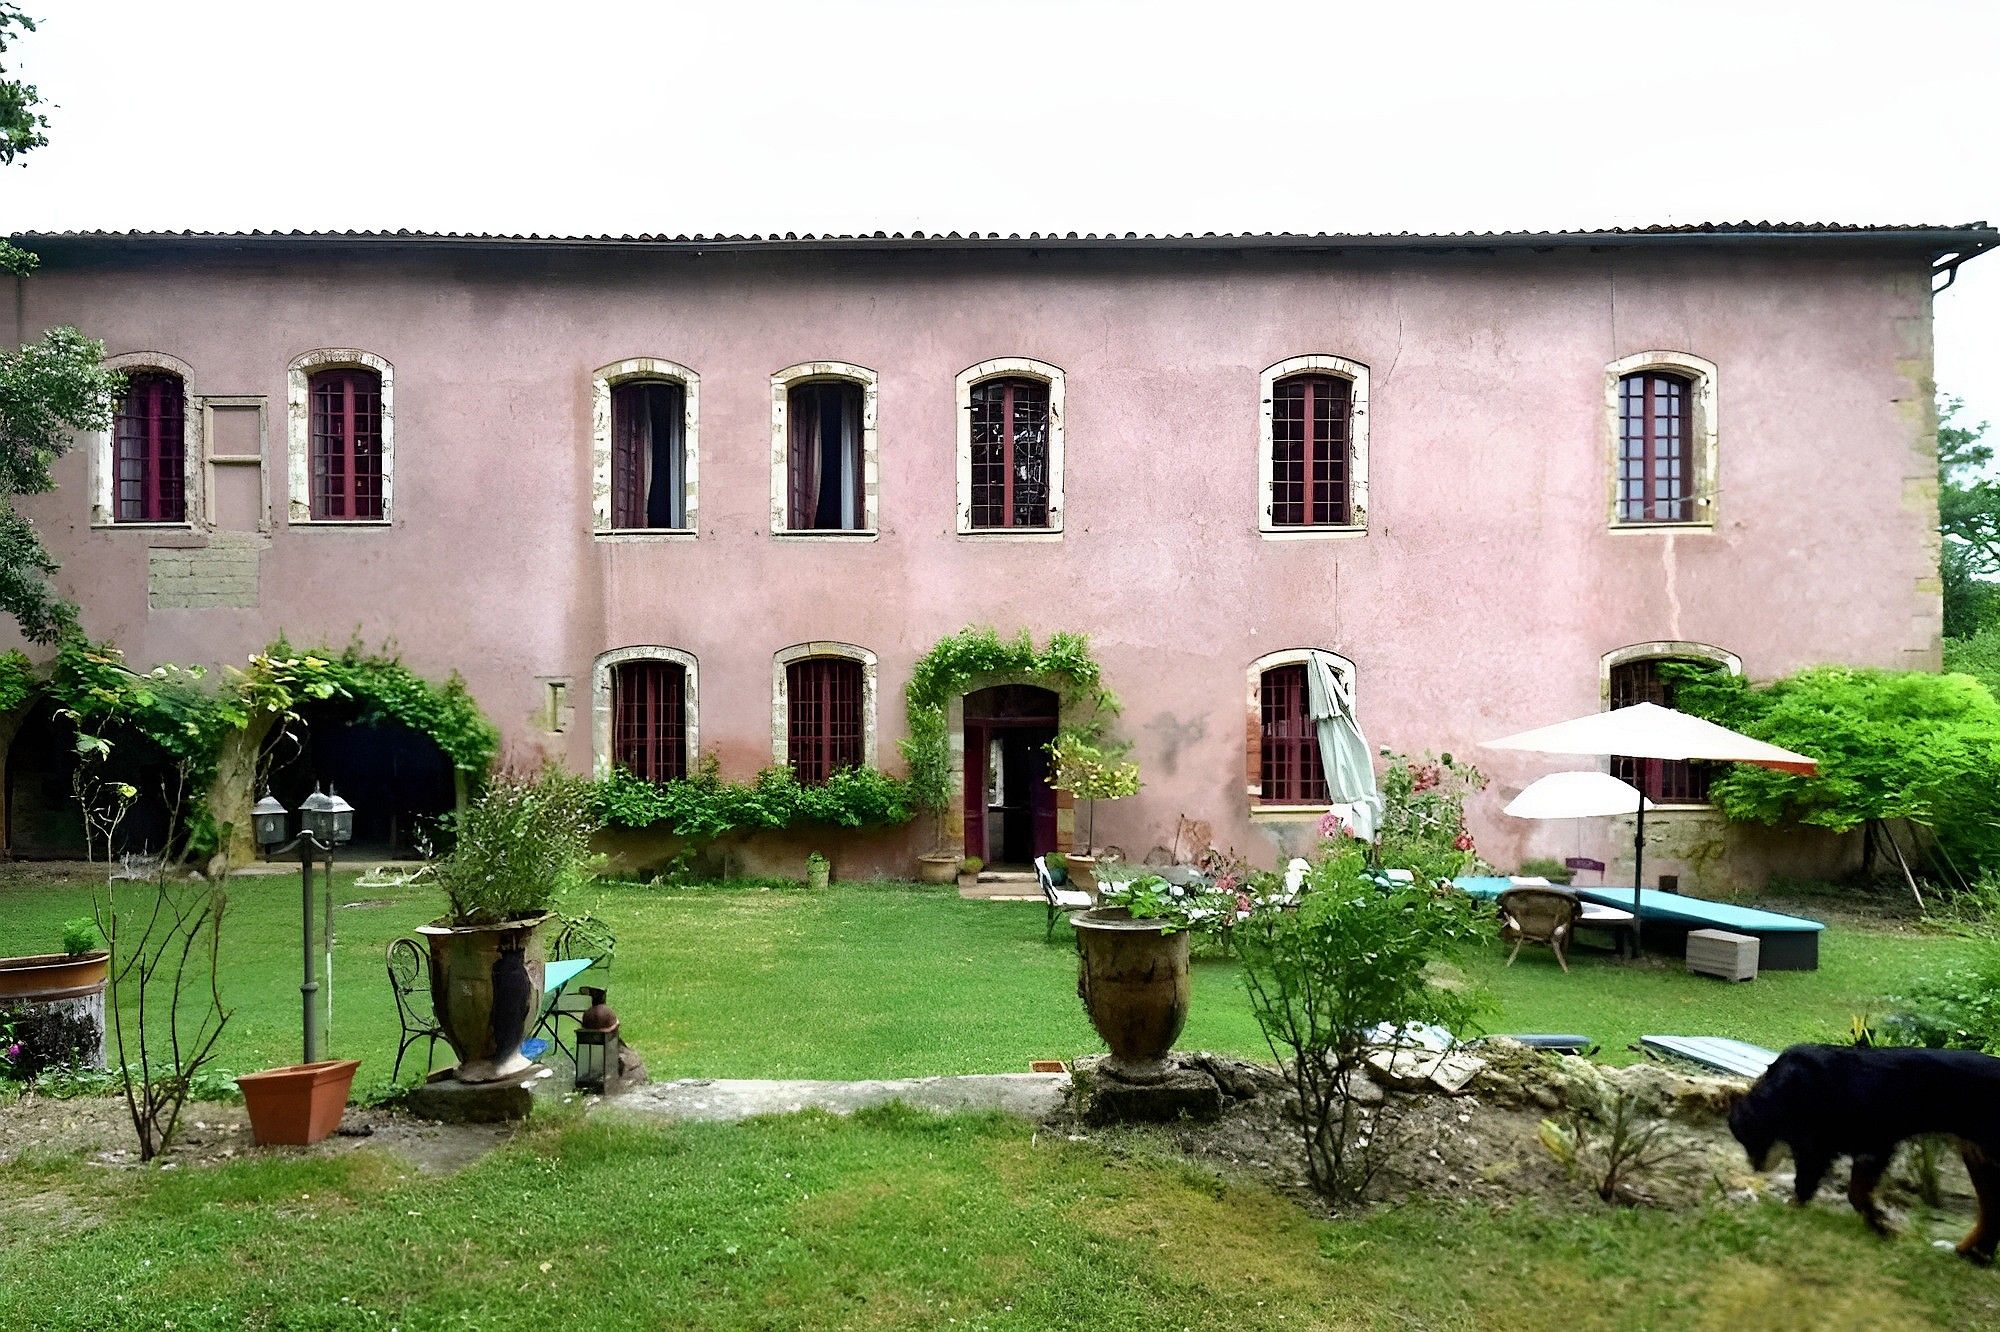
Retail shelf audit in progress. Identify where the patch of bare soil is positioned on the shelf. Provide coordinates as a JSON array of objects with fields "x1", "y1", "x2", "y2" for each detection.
[
  {"x1": 1055, "y1": 1042, "x2": 1984, "y2": 1237},
  {"x1": 0, "y1": 1091, "x2": 512, "y2": 1173}
]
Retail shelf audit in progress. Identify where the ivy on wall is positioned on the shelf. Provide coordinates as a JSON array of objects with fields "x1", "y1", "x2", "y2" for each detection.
[
  {"x1": 900, "y1": 626, "x2": 1116, "y2": 814},
  {"x1": 595, "y1": 758, "x2": 912, "y2": 836},
  {"x1": 0, "y1": 649, "x2": 34, "y2": 714},
  {"x1": 237, "y1": 640, "x2": 499, "y2": 777}
]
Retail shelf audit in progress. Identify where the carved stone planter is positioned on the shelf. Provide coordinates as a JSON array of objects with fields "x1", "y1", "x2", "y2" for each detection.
[
  {"x1": 416, "y1": 915, "x2": 549, "y2": 1083},
  {"x1": 917, "y1": 853, "x2": 959, "y2": 885},
  {"x1": 1071, "y1": 907, "x2": 1190, "y2": 1084}
]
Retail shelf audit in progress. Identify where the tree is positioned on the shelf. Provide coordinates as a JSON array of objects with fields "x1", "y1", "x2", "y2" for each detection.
[
  {"x1": 1939, "y1": 395, "x2": 2000, "y2": 639},
  {"x1": 0, "y1": 5, "x2": 123, "y2": 643}
]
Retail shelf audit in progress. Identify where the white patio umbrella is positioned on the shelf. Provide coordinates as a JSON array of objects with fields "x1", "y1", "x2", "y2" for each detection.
[
  {"x1": 1503, "y1": 770, "x2": 1653, "y2": 821},
  {"x1": 1486, "y1": 703, "x2": 1817, "y2": 949}
]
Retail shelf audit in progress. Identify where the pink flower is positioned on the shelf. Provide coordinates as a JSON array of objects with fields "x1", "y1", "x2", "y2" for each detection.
[
  {"x1": 1216, "y1": 873, "x2": 1240, "y2": 895},
  {"x1": 1235, "y1": 892, "x2": 1253, "y2": 914},
  {"x1": 3, "y1": 1043, "x2": 19, "y2": 1063},
  {"x1": 1453, "y1": 832, "x2": 1475, "y2": 852},
  {"x1": 1317, "y1": 810, "x2": 1351, "y2": 840}
]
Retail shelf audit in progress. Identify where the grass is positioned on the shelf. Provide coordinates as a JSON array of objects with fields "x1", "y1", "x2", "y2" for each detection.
[
  {"x1": 2, "y1": 1104, "x2": 1998, "y2": 1330},
  {"x1": 0, "y1": 871, "x2": 1986, "y2": 1094}
]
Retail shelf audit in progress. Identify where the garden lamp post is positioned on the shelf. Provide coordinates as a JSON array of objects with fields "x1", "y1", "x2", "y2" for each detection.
[{"x1": 253, "y1": 788, "x2": 356, "y2": 1064}]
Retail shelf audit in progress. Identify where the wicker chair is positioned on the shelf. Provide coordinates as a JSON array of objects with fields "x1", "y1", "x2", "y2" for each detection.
[
  {"x1": 1496, "y1": 886, "x2": 1583, "y2": 973},
  {"x1": 385, "y1": 937, "x2": 444, "y2": 1081}
]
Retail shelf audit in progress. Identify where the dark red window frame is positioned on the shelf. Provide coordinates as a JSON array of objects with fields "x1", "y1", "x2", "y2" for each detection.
[
  {"x1": 113, "y1": 371, "x2": 186, "y2": 523},
  {"x1": 1259, "y1": 664, "x2": 1330, "y2": 803},
  {"x1": 968, "y1": 377, "x2": 1052, "y2": 528},
  {"x1": 1269, "y1": 374, "x2": 1352, "y2": 527},
  {"x1": 611, "y1": 380, "x2": 687, "y2": 530},
  {"x1": 1609, "y1": 658, "x2": 1712, "y2": 802},
  {"x1": 611, "y1": 659, "x2": 687, "y2": 783},
  {"x1": 787, "y1": 657, "x2": 864, "y2": 784},
  {"x1": 308, "y1": 367, "x2": 385, "y2": 521},
  {"x1": 1617, "y1": 371, "x2": 1694, "y2": 523},
  {"x1": 787, "y1": 381, "x2": 865, "y2": 531}
]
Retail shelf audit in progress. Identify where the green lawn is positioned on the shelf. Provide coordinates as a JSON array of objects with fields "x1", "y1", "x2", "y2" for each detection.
[
  {"x1": 3, "y1": 1105, "x2": 1997, "y2": 1330},
  {"x1": 0, "y1": 872, "x2": 1983, "y2": 1095}
]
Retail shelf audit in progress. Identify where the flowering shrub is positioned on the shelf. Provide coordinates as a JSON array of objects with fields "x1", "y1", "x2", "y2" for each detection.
[
  {"x1": 1047, "y1": 731, "x2": 1141, "y2": 854},
  {"x1": 1374, "y1": 749, "x2": 1487, "y2": 877}
]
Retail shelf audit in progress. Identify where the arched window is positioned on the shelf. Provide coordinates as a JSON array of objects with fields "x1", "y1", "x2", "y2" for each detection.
[
  {"x1": 772, "y1": 363, "x2": 878, "y2": 536},
  {"x1": 288, "y1": 349, "x2": 393, "y2": 525},
  {"x1": 773, "y1": 642, "x2": 877, "y2": 782},
  {"x1": 1260, "y1": 356, "x2": 1369, "y2": 536},
  {"x1": 1604, "y1": 643, "x2": 1739, "y2": 803},
  {"x1": 956, "y1": 358, "x2": 1065, "y2": 534},
  {"x1": 1246, "y1": 650, "x2": 1357, "y2": 807},
  {"x1": 591, "y1": 647, "x2": 699, "y2": 780},
  {"x1": 1606, "y1": 351, "x2": 1716, "y2": 528},
  {"x1": 593, "y1": 358, "x2": 698, "y2": 536},
  {"x1": 114, "y1": 371, "x2": 188, "y2": 523}
]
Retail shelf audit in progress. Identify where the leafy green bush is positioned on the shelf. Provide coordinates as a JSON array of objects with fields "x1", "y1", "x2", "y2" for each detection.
[
  {"x1": 1374, "y1": 749, "x2": 1487, "y2": 874},
  {"x1": 1670, "y1": 665, "x2": 2000, "y2": 875},
  {"x1": 1945, "y1": 625, "x2": 2000, "y2": 701},
  {"x1": 596, "y1": 758, "x2": 912, "y2": 837},
  {"x1": 1236, "y1": 842, "x2": 1485, "y2": 1199},
  {"x1": 435, "y1": 768, "x2": 600, "y2": 926},
  {"x1": 60, "y1": 917, "x2": 99, "y2": 956},
  {"x1": 0, "y1": 648, "x2": 33, "y2": 713},
  {"x1": 1515, "y1": 856, "x2": 1576, "y2": 886},
  {"x1": 1885, "y1": 945, "x2": 2000, "y2": 1054}
]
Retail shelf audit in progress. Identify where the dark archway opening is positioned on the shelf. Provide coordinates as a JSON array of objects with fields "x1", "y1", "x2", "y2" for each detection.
[
  {"x1": 963, "y1": 684, "x2": 1059, "y2": 867},
  {"x1": 259, "y1": 701, "x2": 455, "y2": 860},
  {"x1": 4, "y1": 698, "x2": 177, "y2": 860}
]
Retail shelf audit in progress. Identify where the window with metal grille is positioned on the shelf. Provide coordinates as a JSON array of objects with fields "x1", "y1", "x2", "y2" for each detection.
[
  {"x1": 968, "y1": 377, "x2": 1051, "y2": 528},
  {"x1": 1269, "y1": 374, "x2": 1351, "y2": 526},
  {"x1": 787, "y1": 381, "x2": 864, "y2": 530},
  {"x1": 611, "y1": 381, "x2": 687, "y2": 529},
  {"x1": 1260, "y1": 664, "x2": 1329, "y2": 803},
  {"x1": 308, "y1": 367, "x2": 385, "y2": 520},
  {"x1": 1609, "y1": 658, "x2": 1713, "y2": 802},
  {"x1": 787, "y1": 657, "x2": 864, "y2": 783},
  {"x1": 1617, "y1": 372, "x2": 1694, "y2": 522},
  {"x1": 113, "y1": 372, "x2": 186, "y2": 523},
  {"x1": 611, "y1": 660, "x2": 686, "y2": 782}
]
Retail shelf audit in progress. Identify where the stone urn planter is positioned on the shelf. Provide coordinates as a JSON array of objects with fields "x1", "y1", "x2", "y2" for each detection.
[
  {"x1": 0, "y1": 950, "x2": 111, "y2": 1069},
  {"x1": 237, "y1": 1059, "x2": 362, "y2": 1146},
  {"x1": 416, "y1": 915, "x2": 549, "y2": 1083},
  {"x1": 917, "y1": 852, "x2": 960, "y2": 885},
  {"x1": 1071, "y1": 907, "x2": 1190, "y2": 1084}
]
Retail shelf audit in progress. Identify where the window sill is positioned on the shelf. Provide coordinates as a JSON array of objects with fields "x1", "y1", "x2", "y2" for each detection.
[
  {"x1": 1259, "y1": 525, "x2": 1367, "y2": 542},
  {"x1": 957, "y1": 527, "x2": 1063, "y2": 542},
  {"x1": 92, "y1": 520, "x2": 194, "y2": 531},
  {"x1": 289, "y1": 519, "x2": 392, "y2": 528},
  {"x1": 774, "y1": 529, "x2": 879, "y2": 542},
  {"x1": 595, "y1": 529, "x2": 697, "y2": 542},
  {"x1": 1249, "y1": 803, "x2": 1333, "y2": 819},
  {"x1": 1629, "y1": 802, "x2": 1717, "y2": 815},
  {"x1": 1607, "y1": 520, "x2": 1714, "y2": 535}
]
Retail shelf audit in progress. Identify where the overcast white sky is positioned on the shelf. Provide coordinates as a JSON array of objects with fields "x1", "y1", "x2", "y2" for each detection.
[{"x1": 3, "y1": 0, "x2": 1995, "y2": 429}]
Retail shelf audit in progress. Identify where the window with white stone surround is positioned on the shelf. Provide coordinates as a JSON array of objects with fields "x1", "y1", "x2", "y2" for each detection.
[
  {"x1": 91, "y1": 351, "x2": 202, "y2": 528},
  {"x1": 1606, "y1": 350, "x2": 1718, "y2": 530},
  {"x1": 1259, "y1": 355, "x2": 1369, "y2": 538},
  {"x1": 956, "y1": 357, "x2": 1065, "y2": 536},
  {"x1": 592, "y1": 358, "x2": 699, "y2": 537},
  {"x1": 287, "y1": 348, "x2": 394, "y2": 525},
  {"x1": 592, "y1": 646, "x2": 699, "y2": 779},
  {"x1": 771, "y1": 363, "x2": 878, "y2": 537},
  {"x1": 772, "y1": 641, "x2": 878, "y2": 777}
]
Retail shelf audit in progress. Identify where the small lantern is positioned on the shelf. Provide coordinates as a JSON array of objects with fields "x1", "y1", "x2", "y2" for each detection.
[
  {"x1": 252, "y1": 794, "x2": 289, "y2": 849},
  {"x1": 574, "y1": 986, "x2": 621, "y2": 1093},
  {"x1": 300, "y1": 788, "x2": 354, "y2": 846},
  {"x1": 321, "y1": 788, "x2": 355, "y2": 846}
]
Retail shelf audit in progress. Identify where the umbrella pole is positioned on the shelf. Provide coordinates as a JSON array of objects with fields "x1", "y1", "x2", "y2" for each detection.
[{"x1": 1631, "y1": 790, "x2": 1646, "y2": 956}]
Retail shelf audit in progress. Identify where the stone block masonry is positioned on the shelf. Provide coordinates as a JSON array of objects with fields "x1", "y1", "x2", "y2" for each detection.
[{"x1": 147, "y1": 532, "x2": 263, "y2": 610}]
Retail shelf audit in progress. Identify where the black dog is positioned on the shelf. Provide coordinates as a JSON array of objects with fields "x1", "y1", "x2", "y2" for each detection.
[{"x1": 1729, "y1": 1043, "x2": 2000, "y2": 1262}]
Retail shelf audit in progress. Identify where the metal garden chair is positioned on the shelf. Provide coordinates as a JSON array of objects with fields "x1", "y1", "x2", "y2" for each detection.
[{"x1": 385, "y1": 936, "x2": 443, "y2": 1081}]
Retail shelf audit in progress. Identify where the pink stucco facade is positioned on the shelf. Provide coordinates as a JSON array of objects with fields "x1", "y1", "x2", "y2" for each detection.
[{"x1": 0, "y1": 231, "x2": 1963, "y2": 887}]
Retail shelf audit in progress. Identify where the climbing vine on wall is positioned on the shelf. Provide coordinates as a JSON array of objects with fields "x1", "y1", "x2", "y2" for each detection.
[
  {"x1": 900, "y1": 626, "x2": 1118, "y2": 814},
  {"x1": 235, "y1": 640, "x2": 500, "y2": 777},
  {"x1": 0, "y1": 649, "x2": 34, "y2": 714},
  {"x1": 595, "y1": 757, "x2": 913, "y2": 836}
]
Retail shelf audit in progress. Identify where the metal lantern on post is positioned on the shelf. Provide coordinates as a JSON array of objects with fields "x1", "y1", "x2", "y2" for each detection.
[
  {"x1": 253, "y1": 788, "x2": 360, "y2": 1065},
  {"x1": 574, "y1": 987, "x2": 621, "y2": 1093},
  {"x1": 251, "y1": 793, "x2": 289, "y2": 849}
]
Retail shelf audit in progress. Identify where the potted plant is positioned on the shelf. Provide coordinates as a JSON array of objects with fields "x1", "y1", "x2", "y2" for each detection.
[
  {"x1": 1071, "y1": 874, "x2": 1202, "y2": 1084},
  {"x1": 418, "y1": 768, "x2": 598, "y2": 1084},
  {"x1": 0, "y1": 917, "x2": 110, "y2": 1005},
  {"x1": 958, "y1": 855, "x2": 984, "y2": 891},
  {"x1": 805, "y1": 851, "x2": 831, "y2": 891},
  {"x1": 1044, "y1": 852, "x2": 1068, "y2": 885},
  {"x1": 1046, "y1": 732, "x2": 1141, "y2": 897}
]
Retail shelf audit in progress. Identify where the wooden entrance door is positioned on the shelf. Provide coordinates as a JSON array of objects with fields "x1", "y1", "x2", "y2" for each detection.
[{"x1": 962, "y1": 686, "x2": 1060, "y2": 866}]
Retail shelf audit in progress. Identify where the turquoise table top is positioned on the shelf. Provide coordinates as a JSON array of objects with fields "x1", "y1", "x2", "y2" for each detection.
[
  {"x1": 1451, "y1": 877, "x2": 1823, "y2": 933},
  {"x1": 545, "y1": 958, "x2": 592, "y2": 992}
]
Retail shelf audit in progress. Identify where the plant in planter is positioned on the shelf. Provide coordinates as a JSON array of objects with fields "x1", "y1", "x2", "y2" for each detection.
[
  {"x1": 805, "y1": 851, "x2": 831, "y2": 891},
  {"x1": 1044, "y1": 851, "x2": 1067, "y2": 885},
  {"x1": 1071, "y1": 872, "x2": 1212, "y2": 1084},
  {"x1": 1046, "y1": 731, "x2": 1140, "y2": 895},
  {"x1": 418, "y1": 767, "x2": 598, "y2": 1084}
]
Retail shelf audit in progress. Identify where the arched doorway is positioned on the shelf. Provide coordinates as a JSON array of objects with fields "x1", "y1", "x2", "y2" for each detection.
[
  {"x1": 260, "y1": 702, "x2": 455, "y2": 859},
  {"x1": 4, "y1": 699, "x2": 176, "y2": 859},
  {"x1": 963, "y1": 685, "x2": 1059, "y2": 867}
]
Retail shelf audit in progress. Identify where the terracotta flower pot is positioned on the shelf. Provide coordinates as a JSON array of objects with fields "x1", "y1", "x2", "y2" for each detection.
[
  {"x1": 237, "y1": 1059, "x2": 361, "y2": 1146},
  {"x1": 1065, "y1": 855, "x2": 1100, "y2": 901},
  {"x1": 1071, "y1": 907, "x2": 1190, "y2": 1083},
  {"x1": 0, "y1": 950, "x2": 109, "y2": 1003},
  {"x1": 416, "y1": 915, "x2": 549, "y2": 1083},
  {"x1": 917, "y1": 853, "x2": 960, "y2": 885}
]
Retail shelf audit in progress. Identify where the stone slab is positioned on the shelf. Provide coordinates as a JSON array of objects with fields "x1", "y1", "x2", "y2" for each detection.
[
  {"x1": 403, "y1": 1065, "x2": 552, "y2": 1124},
  {"x1": 614, "y1": 1073, "x2": 1069, "y2": 1123}
]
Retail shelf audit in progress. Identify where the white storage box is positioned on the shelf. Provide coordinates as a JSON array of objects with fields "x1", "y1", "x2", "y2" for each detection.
[{"x1": 1686, "y1": 928, "x2": 1759, "y2": 982}]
